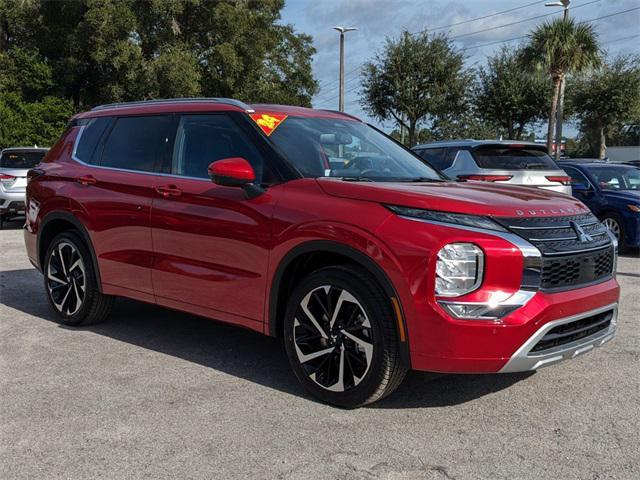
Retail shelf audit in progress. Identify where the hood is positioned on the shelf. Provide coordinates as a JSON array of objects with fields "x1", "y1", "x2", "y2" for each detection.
[
  {"x1": 316, "y1": 178, "x2": 590, "y2": 218},
  {"x1": 601, "y1": 189, "x2": 640, "y2": 202}
]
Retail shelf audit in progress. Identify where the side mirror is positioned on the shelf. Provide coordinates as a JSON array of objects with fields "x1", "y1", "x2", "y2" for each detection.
[{"x1": 208, "y1": 157, "x2": 264, "y2": 199}]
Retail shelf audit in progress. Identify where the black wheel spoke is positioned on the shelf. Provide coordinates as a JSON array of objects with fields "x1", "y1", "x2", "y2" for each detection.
[
  {"x1": 47, "y1": 241, "x2": 85, "y2": 316},
  {"x1": 293, "y1": 285, "x2": 373, "y2": 393}
]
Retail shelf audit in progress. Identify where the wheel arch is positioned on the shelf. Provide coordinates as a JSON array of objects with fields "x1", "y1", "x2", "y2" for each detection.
[
  {"x1": 38, "y1": 212, "x2": 103, "y2": 292},
  {"x1": 268, "y1": 240, "x2": 410, "y2": 367}
]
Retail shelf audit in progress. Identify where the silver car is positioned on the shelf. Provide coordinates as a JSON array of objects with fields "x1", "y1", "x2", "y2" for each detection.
[
  {"x1": 412, "y1": 140, "x2": 572, "y2": 195},
  {"x1": 0, "y1": 147, "x2": 49, "y2": 226}
]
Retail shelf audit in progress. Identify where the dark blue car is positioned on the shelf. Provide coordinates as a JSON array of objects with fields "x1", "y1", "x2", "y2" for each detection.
[{"x1": 559, "y1": 161, "x2": 640, "y2": 250}]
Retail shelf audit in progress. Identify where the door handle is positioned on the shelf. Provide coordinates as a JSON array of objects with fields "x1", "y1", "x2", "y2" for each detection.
[
  {"x1": 76, "y1": 175, "x2": 96, "y2": 186},
  {"x1": 155, "y1": 185, "x2": 182, "y2": 197}
]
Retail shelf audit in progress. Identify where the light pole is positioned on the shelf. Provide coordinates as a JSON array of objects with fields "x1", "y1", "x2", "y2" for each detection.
[
  {"x1": 545, "y1": 0, "x2": 570, "y2": 159},
  {"x1": 333, "y1": 26, "x2": 357, "y2": 112}
]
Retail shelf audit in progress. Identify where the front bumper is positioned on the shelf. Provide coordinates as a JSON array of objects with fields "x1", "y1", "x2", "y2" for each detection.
[{"x1": 499, "y1": 303, "x2": 617, "y2": 372}]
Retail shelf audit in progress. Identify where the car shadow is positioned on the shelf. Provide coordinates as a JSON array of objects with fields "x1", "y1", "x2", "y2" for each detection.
[
  {"x1": 0, "y1": 267, "x2": 533, "y2": 408},
  {"x1": 0, "y1": 217, "x2": 25, "y2": 230}
]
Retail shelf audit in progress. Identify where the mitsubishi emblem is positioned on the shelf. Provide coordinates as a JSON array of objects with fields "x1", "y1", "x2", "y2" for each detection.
[{"x1": 570, "y1": 221, "x2": 593, "y2": 243}]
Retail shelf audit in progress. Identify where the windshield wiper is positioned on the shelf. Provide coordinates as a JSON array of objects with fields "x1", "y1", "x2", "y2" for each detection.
[
  {"x1": 340, "y1": 176, "x2": 373, "y2": 182},
  {"x1": 400, "y1": 177, "x2": 446, "y2": 183}
]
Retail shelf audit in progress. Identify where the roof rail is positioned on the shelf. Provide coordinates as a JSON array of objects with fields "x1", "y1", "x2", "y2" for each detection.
[{"x1": 91, "y1": 97, "x2": 255, "y2": 113}]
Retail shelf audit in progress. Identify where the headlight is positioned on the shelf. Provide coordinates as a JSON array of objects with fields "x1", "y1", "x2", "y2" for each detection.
[
  {"x1": 386, "y1": 205, "x2": 507, "y2": 232},
  {"x1": 435, "y1": 243, "x2": 484, "y2": 297}
]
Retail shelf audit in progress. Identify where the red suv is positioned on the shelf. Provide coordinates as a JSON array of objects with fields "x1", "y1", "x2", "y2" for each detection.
[{"x1": 24, "y1": 99, "x2": 620, "y2": 407}]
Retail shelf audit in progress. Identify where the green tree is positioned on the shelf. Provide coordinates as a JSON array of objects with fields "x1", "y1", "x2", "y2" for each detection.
[
  {"x1": 475, "y1": 46, "x2": 550, "y2": 140},
  {"x1": 360, "y1": 31, "x2": 468, "y2": 146},
  {"x1": 2, "y1": 0, "x2": 318, "y2": 108},
  {"x1": 569, "y1": 56, "x2": 640, "y2": 158},
  {"x1": 522, "y1": 18, "x2": 601, "y2": 153}
]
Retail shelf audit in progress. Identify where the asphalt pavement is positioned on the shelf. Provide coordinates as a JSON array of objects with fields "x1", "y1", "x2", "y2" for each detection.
[{"x1": 1, "y1": 219, "x2": 638, "y2": 479}]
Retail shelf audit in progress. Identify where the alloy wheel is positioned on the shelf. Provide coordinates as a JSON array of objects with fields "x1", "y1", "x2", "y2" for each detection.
[
  {"x1": 47, "y1": 241, "x2": 86, "y2": 316},
  {"x1": 602, "y1": 217, "x2": 621, "y2": 240},
  {"x1": 292, "y1": 285, "x2": 373, "y2": 392}
]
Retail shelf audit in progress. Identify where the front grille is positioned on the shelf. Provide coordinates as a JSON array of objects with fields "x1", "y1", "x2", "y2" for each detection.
[
  {"x1": 495, "y1": 213, "x2": 615, "y2": 290},
  {"x1": 530, "y1": 309, "x2": 613, "y2": 353},
  {"x1": 495, "y1": 213, "x2": 611, "y2": 255},
  {"x1": 540, "y1": 247, "x2": 614, "y2": 289}
]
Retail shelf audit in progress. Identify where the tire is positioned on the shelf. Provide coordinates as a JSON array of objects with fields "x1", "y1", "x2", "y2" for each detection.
[
  {"x1": 283, "y1": 265, "x2": 407, "y2": 408},
  {"x1": 600, "y1": 212, "x2": 625, "y2": 252},
  {"x1": 43, "y1": 231, "x2": 114, "y2": 326}
]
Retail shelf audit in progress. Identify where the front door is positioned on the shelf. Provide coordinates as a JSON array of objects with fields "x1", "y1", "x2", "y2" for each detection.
[{"x1": 150, "y1": 113, "x2": 281, "y2": 328}]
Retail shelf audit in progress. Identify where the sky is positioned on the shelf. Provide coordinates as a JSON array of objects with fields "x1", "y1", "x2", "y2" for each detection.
[{"x1": 279, "y1": 0, "x2": 640, "y2": 138}]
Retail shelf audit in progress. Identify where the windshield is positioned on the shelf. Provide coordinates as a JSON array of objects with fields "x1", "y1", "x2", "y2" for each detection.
[
  {"x1": 472, "y1": 146, "x2": 559, "y2": 170},
  {"x1": 0, "y1": 150, "x2": 46, "y2": 169},
  {"x1": 588, "y1": 166, "x2": 640, "y2": 191},
  {"x1": 268, "y1": 116, "x2": 443, "y2": 181}
]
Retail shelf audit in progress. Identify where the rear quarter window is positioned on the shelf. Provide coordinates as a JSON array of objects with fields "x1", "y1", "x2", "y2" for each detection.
[
  {"x1": 472, "y1": 146, "x2": 558, "y2": 170},
  {"x1": 416, "y1": 147, "x2": 451, "y2": 170},
  {"x1": 74, "y1": 117, "x2": 112, "y2": 164}
]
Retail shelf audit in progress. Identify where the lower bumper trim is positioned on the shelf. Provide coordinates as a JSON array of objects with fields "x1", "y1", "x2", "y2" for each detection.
[{"x1": 499, "y1": 303, "x2": 618, "y2": 373}]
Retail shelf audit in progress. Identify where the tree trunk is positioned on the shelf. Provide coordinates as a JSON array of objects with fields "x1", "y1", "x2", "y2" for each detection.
[
  {"x1": 547, "y1": 77, "x2": 561, "y2": 155},
  {"x1": 508, "y1": 122, "x2": 514, "y2": 140},
  {"x1": 599, "y1": 123, "x2": 607, "y2": 159},
  {"x1": 408, "y1": 120, "x2": 417, "y2": 147},
  {"x1": 515, "y1": 123, "x2": 524, "y2": 140}
]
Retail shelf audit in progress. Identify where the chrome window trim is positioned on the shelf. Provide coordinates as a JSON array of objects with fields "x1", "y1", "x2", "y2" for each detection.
[
  {"x1": 499, "y1": 303, "x2": 617, "y2": 373},
  {"x1": 71, "y1": 125, "x2": 212, "y2": 183}
]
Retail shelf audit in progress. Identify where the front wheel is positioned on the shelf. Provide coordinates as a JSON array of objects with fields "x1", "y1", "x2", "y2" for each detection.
[{"x1": 284, "y1": 266, "x2": 407, "y2": 408}]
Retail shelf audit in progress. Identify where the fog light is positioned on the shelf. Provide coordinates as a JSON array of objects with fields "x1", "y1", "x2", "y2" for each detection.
[{"x1": 435, "y1": 243, "x2": 483, "y2": 297}]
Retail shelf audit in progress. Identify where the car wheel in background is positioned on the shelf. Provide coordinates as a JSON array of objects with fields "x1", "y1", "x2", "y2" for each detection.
[
  {"x1": 44, "y1": 231, "x2": 114, "y2": 326},
  {"x1": 600, "y1": 212, "x2": 625, "y2": 251},
  {"x1": 284, "y1": 265, "x2": 407, "y2": 408}
]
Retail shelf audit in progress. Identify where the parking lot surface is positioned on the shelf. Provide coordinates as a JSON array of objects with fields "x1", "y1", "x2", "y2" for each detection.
[{"x1": 1, "y1": 220, "x2": 638, "y2": 479}]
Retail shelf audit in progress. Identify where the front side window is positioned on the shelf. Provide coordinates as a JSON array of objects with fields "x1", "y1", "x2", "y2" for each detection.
[
  {"x1": 0, "y1": 150, "x2": 46, "y2": 168},
  {"x1": 101, "y1": 116, "x2": 172, "y2": 172},
  {"x1": 172, "y1": 114, "x2": 272, "y2": 183},
  {"x1": 472, "y1": 146, "x2": 559, "y2": 170},
  {"x1": 268, "y1": 116, "x2": 443, "y2": 181}
]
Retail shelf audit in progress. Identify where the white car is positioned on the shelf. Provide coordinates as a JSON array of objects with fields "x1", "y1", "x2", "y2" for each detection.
[
  {"x1": 412, "y1": 140, "x2": 572, "y2": 195},
  {"x1": 0, "y1": 147, "x2": 49, "y2": 227}
]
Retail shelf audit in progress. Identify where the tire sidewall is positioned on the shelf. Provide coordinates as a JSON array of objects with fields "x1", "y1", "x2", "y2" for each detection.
[
  {"x1": 283, "y1": 266, "x2": 394, "y2": 408},
  {"x1": 43, "y1": 231, "x2": 98, "y2": 326}
]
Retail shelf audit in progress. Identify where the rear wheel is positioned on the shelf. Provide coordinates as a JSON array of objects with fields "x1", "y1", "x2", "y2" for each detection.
[
  {"x1": 44, "y1": 231, "x2": 114, "y2": 326},
  {"x1": 284, "y1": 266, "x2": 406, "y2": 408}
]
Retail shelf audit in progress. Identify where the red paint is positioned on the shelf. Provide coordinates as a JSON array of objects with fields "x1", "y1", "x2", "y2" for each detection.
[
  {"x1": 24, "y1": 100, "x2": 620, "y2": 374},
  {"x1": 208, "y1": 157, "x2": 256, "y2": 184}
]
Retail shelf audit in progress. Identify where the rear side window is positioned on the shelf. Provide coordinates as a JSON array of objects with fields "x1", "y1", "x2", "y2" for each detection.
[
  {"x1": 172, "y1": 114, "x2": 273, "y2": 183},
  {"x1": 101, "y1": 116, "x2": 173, "y2": 172},
  {"x1": 472, "y1": 146, "x2": 558, "y2": 170},
  {"x1": 416, "y1": 148, "x2": 450, "y2": 170},
  {"x1": 0, "y1": 150, "x2": 46, "y2": 168},
  {"x1": 74, "y1": 117, "x2": 111, "y2": 164}
]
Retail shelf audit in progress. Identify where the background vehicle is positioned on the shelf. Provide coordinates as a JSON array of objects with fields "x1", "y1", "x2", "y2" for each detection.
[
  {"x1": 560, "y1": 161, "x2": 640, "y2": 250},
  {"x1": 24, "y1": 99, "x2": 619, "y2": 407},
  {"x1": 0, "y1": 147, "x2": 48, "y2": 227},
  {"x1": 412, "y1": 140, "x2": 572, "y2": 195}
]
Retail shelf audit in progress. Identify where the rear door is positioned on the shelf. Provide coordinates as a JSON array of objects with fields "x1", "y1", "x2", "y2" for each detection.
[
  {"x1": 70, "y1": 115, "x2": 173, "y2": 298},
  {"x1": 150, "y1": 113, "x2": 282, "y2": 327}
]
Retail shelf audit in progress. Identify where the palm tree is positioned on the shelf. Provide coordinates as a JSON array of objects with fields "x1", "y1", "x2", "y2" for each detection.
[{"x1": 522, "y1": 18, "x2": 601, "y2": 154}]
